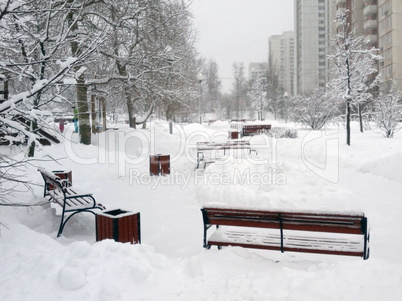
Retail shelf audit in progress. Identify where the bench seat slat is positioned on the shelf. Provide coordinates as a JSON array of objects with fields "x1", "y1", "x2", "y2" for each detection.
[
  {"x1": 208, "y1": 228, "x2": 364, "y2": 257},
  {"x1": 65, "y1": 198, "x2": 94, "y2": 210},
  {"x1": 208, "y1": 217, "x2": 363, "y2": 235},
  {"x1": 49, "y1": 188, "x2": 95, "y2": 209}
]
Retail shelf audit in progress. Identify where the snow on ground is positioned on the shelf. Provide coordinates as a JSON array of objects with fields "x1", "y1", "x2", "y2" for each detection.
[{"x1": 1, "y1": 119, "x2": 402, "y2": 300}]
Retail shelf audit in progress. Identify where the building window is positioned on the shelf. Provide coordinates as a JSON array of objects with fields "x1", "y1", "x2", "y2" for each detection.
[
  {"x1": 380, "y1": 1, "x2": 392, "y2": 16},
  {"x1": 385, "y1": 49, "x2": 392, "y2": 60},
  {"x1": 387, "y1": 32, "x2": 392, "y2": 44},
  {"x1": 387, "y1": 65, "x2": 392, "y2": 77}
]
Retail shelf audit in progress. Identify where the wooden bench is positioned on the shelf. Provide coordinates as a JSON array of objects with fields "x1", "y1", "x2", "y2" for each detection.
[
  {"x1": 38, "y1": 168, "x2": 105, "y2": 237},
  {"x1": 242, "y1": 124, "x2": 271, "y2": 136},
  {"x1": 201, "y1": 206, "x2": 370, "y2": 260},
  {"x1": 196, "y1": 141, "x2": 256, "y2": 169}
]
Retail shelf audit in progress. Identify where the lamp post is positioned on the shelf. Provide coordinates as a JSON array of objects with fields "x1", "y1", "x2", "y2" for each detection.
[
  {"x1": 197, "y1": 74, "x2": 203, "y2": 124},
  {"x1": 283, "y1": 91, "x2": 288, "y2": 123}
]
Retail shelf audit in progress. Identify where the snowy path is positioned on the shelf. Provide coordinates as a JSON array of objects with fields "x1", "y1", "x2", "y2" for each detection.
[{"x1": 1, "y1": 121, "x2": 402, "y2": 300}]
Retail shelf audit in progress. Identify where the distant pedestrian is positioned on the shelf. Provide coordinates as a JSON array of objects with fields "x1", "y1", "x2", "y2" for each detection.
[
  {"x1": 73, "y1": 106, "x2": 79, "y2": 133},
  {"x1": 59, "y1": 118, "x2": 65, "y2": 133}
]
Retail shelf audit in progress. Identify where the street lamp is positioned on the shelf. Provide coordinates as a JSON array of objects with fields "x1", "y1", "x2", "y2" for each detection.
[
  {"x1": 197, "y1": 74, "x2": 203, "y2": 124},
  {"x1": 283, "y1": 91, "x2": 288, "y2": 123}
]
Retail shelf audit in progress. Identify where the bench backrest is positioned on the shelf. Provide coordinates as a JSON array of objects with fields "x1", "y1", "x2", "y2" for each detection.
[
  {"x1": 243, "y1": 125, "x2": 271, "y2": 135},
  {"x1": 38, "y1": 168, "x2": 65, "y2": 194},
  {"x1": 197, "y1": 141, "x2": 250, "y2": 151},
  {"x1": 201, "y1": 207, "x2": 367, "y2": 235}
]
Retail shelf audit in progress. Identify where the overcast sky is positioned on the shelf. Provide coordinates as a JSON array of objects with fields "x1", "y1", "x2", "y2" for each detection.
[{"x1": 190, "y1": 0, "x2": 294, "y2": 93}]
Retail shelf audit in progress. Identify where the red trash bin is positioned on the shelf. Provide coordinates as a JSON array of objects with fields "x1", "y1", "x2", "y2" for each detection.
[
  {"x1": 150, "y1": 154, "x2": 170, "y2": 175},
  {"x1": 229, "y1": 130, "x2": 239, "y2": 139},
  {"x1": 96, "y1": 209, "x2": 141, "y2": 244}
]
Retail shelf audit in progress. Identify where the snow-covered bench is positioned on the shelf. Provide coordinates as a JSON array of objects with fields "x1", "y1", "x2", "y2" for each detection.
[
  {"x1": 196, "y1": 141, "x2": 256, "y2": 169},
  {"x1": 38, "y1": 168, "x2": 105, "y2": 237},
  {"x1": 201, "y1": 206, "x2": 370, "y2": 260}
]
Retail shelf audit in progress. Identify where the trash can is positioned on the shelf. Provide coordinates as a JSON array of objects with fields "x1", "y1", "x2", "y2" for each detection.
[
  {"x1": 229, "y1": 130, "x2": 239, "y2": 139},
  {"x1": 96, "y1": 209, "x2": 141, "y2": 244},
  {"x1": 150, "y1": 154, "x2": 170, "y2": 176}
]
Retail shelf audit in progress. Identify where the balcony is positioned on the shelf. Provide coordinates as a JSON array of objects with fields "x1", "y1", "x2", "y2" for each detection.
[
  {"x1": 364, "y1": 34, "x2": 378, "y2": 45},
  {"x1": 364, "y1": 5, "x2": 377, "y2": 16},
  {"x1": 364, "y1": 19, "x2": 378, "y2": 30}
]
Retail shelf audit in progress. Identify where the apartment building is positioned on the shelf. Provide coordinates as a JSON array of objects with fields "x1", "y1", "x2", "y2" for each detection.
[
  {"x1": 268, "y1": 35, "x2": 281, "y2": 68},
  {"x1": 378, "y1": 0, "x2": 402, "y2": 92},
  {"x1": 294, "y1": 0, "x2": 334, "y2": 94},
  {"x1": 334, "y1": 0, "x2": 402, "y2": 92},
  {"x1": 248, "y1": 62, "x2": 268, "y2": 81},
  {"x1": 268, "y1": 31, "x2": 295, "y2": 95},
  {"x1": 335, "y1": 0, "x2": 365, "y2": 34}
]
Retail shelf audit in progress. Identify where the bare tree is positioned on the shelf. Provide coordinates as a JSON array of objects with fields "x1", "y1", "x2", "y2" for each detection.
[
  {"x1": 0, "y1": 0, "x2": 105, "y2": 151},
  {"x1": 265, "y1": 52, "x2": 282, "y2": 120},
  {"x1": 232, "y1": 62, "x2": 247, "y2": 119},
  {"x1": 248, "y1": 77, "x2": 267, "y2": 121},
  {"x1": 200, "y1": 59, "x2": 222, "y2": 114},
  {"x1": 328, "y1": 11, "x2": 380, "y2": 145},
  {"x1": 86, "y1": 0, "x2": 198, "y2": 128}
]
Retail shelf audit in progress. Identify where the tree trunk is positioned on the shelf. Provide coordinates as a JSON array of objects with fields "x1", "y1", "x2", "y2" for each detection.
[
  {"x1": 346, "y1": 100, "x2": 351, "y2": 146},
  {"x1": 67, "y1": 3, "x2": 91, "y2": 145},
  {"x1": 28, "y1": 119, "x2": 37, "y2": 157},
  {"x1": 346, "y1": 58, "x2": 351, "y2": 146},
  {"x1": 91, "y1": 94, "x2": 96, "y2": 134},
  {"x1": 76, "y1": 76, "x2": 91, "y2": 145},
  {"x1": 359, "y1": 103, "x2": 364, "y2": 133},
  {"x1": 124, "y1": 86, "x2": 136, "y2": 129}
]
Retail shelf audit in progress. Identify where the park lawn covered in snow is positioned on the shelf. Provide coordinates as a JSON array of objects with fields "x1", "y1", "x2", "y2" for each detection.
[{"x1": 1, "y1": 119, "x2": 402, "y2": 300}]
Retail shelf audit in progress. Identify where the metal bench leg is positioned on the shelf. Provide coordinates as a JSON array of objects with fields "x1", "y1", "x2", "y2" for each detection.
[
  {"x1": 57, "y1": 206, "x2": 67, "y2": 237},
  {"x1": 57, "y1": 210, "x2": 97, "y2": 237}
]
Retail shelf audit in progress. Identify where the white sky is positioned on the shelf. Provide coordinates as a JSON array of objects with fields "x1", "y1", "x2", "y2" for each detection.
[{"x1": 190, "y1": 0, "x2": 294, "y2": 93}]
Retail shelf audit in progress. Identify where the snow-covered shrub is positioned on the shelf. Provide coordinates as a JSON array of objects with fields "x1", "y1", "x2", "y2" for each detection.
[
  {"x1": 263, "y1": 127, "x2": 297, "y2": 138},
  {"x1": 289, "y1": 90, "x2": 338, "y2": 130},
  {"x1": 375, "y1": 90, "x2": 402, "y2": 138}
]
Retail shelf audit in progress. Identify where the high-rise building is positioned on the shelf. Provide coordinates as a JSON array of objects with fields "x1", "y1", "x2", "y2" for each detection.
[
  {"x1": 268, "y1": 35, "x2": 281, "y2": 68},
  {"x1": 295, "y1": 0, "x2": 401, "y2": 95},
  {"x1": 294, "y1": 0, "x2": 334, "y2": 94},
  {"x1": 334, "y1": 0, "x2": 365, "y2": 35},
  {"x1": 248, "y1": 62, "x2": 268, "y2": 81},
  {"x1": 377, "y1": 0, "x2": 402, "y2": 92},
  {"x1": 334, "y1": 0, "x2": 402, "y2": 92},
  {"x1": 268, "y1": 31, "x2": 295, "y2": 95}
]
